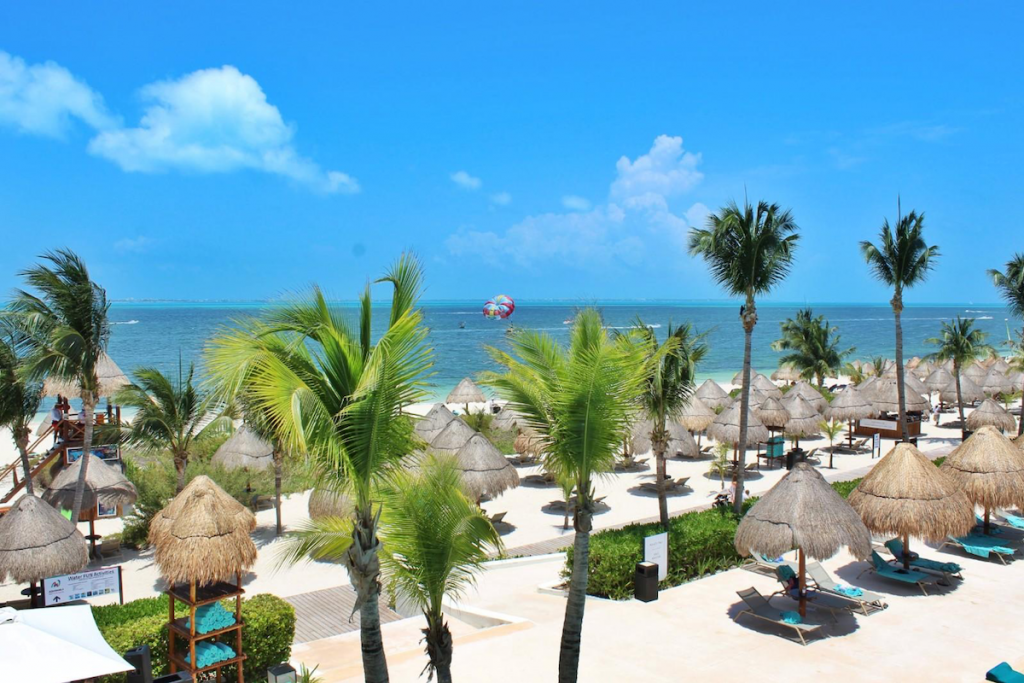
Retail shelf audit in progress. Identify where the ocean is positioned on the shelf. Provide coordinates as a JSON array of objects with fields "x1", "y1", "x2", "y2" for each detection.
[{"x1": 102, "y1": 301, "x2": 1018, "y2": 402}]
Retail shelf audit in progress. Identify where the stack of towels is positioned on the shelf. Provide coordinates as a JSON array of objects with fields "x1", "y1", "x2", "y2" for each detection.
[
  {"x1": 184, "y1": 641, "x2": 236, "y2": 668},
  {"x1": 186, "y1": 603, "x2": 236, "y2": 634}
]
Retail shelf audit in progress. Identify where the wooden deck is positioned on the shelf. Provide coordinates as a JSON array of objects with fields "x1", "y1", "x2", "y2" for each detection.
[{"x1": 285, "y1": 585, "x2": 403, "y2": 644}]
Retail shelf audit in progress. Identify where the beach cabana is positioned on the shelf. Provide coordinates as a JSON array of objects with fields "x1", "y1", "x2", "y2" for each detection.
[
  {"x1": 695, "y1": 379, "x2": 732, "y2": 410},
  {"x1": 308, "y1": 487, "x2": 354, "y2": 521},
  {"x1": 824, "y1": 386, "x2": 877, "y2": 449},
  {"x1": 735, "y1": 462, "x2": 871, "y2": 617},
  {"x1": 414, "y1": 404, "x2": 457, "y2": 443},
  {"x1": 43, "y1": 457, "x2": 137, "y2": 558},
  {"x1": 924, "y1": 368, "x2": 954, "y2": 394},
  {"x1": 0, "y1": 494, "x2": 88, "y2": 606},
  {"x1": 848, "y1": 443, "x2": 974, "y2": 568},
  {"x1": 429, "y1": 417, "x2": 477, "y2": 455},
  {"x1": 790, "y1": 381, "x2": 827, "y2": 413},
  {"x1": 966, "y1": 398, "x2": 1017, "y2": 433},
  {"x1": 940, "y1": 376, "x2": 984, "y2": 406},
  {"x1": 982, "y1": 367, "x2": 1014, "y2": 396},
  {"x1": 708, "y1": 403, "x2": 769, "y2": 456},
  {"x1": 446, "y1": 378, "x2": 486, "y2": 410},
  {"x1": 940, "y1": 426, "x2": 1024, "y2": 534},
  {"x1": 781, "y1": 394, "x2": 821, "y2": 448}
]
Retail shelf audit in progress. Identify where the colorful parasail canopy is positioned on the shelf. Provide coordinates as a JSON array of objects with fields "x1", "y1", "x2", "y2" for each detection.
[{"x1": 483, "y1": 294, "x2": 515, "y2": 319}]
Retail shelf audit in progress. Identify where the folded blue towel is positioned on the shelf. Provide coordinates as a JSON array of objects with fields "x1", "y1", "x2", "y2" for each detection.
[
  {"x1": 780, "y1": 611, "x2": 802, "y2": 625},
  {"x1": 1002, "y1": 513, "x2": 1024, "y2": 529},
  {"x1": 987, "y1": 661, "x2": 1024, "y2": 683},
  {"x1": 833, "y1": 584, "x2": 863, "y2": 597}
]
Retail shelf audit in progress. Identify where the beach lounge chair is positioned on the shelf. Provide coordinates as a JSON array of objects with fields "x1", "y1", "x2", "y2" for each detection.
[
  {"x1": 637, "y1": 477, "x2": 689, "y2": 495},
  {"x1": 997, "y1": 512, "x2": 1024, "y2": 530},
  {"x1": 98, "y1": 537, "x2": 122, "y2": 559},
  {"x1": 741, "y1": 551, "x2": 791, "y2": 577},
  {"x1": 769, "y1": 566, "x2": 852, "y2": 621},
  {"x1": 734, "y1": 587, "x2": 823, "y2": 646},
  {"x1": 488, "y1": 511, "x2": 507, "y2": 525},
  {"x1": 941, "y1": 535, "x2": 1016, "y2": 564},
  {"x1": 883, "y1": 539, "x2": 963, "y2": 581},
  {"x1": 987, "y1": 661, "x2": 1024, "y2": 682},
  {"x1": 859, "y1": 551, "x2": 937, "y2": 594},
  {"x1": 805, "y1": 562, "x2": 888, "y2": 615}
]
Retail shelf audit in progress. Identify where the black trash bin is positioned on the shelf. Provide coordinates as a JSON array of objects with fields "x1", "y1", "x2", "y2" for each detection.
[
  {"x1": 785, "y1": 449, "x2": 799, "y2": 471},
  {"x1": 635, "y1": 561, "x2": 659, "y2": 602}
]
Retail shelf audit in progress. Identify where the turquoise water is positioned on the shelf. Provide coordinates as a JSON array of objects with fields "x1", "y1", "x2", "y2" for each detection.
[{"x1": 101, "y1": 301, "x2": 1018, "y2": 401}]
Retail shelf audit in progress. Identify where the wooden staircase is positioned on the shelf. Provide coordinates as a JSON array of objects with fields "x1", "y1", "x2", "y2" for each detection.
[{"x1": 0, "y1": 425, "x2": 71, "y2": 507}]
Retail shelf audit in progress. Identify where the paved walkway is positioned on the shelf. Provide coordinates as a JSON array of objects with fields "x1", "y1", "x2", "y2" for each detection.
[{"x1": 285, "y1": 585, "x2": 403, "y2": 643}]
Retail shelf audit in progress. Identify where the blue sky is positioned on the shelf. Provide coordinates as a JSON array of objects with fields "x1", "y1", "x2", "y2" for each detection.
[{"x1": 0, "y1": 3, "x2": 1021, "y2": 304}]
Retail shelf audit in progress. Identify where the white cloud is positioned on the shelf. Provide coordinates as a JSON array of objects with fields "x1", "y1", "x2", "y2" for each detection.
[
  {"x1": 561, "y1": 195, "x2": 591, "y2": 211},
  {"x1": 446, "y1": 136, "x2": 705, "y2": 269},
  {"x1": 490, "y1": 191, "x2": 512, "y2": 206},
  {"x1": 113, "y1": 236, "x2": 154, "y2": 254},
  {"x1": 87, "y1": 66, "x2": 357, "y2": 193},
  {"x1": 450, "y1": 170, "x2": 482, "y2": 190},
  {"x1": 0, "y1": 51, "x2": 118, "y2": 137}
]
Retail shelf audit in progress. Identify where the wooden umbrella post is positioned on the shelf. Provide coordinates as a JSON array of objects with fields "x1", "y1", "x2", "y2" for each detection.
[
  {"x1": 798, "y1": 549, "x2": 807, "y2": 618},
  {"x1": 902, "y1": 532, "x2": 911, "y2": 571}
]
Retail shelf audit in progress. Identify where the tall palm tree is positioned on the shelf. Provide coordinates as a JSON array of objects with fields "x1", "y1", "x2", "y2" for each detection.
[
  {"x1": 482, "y1": 309, "x2": 647, "y2": 683},
  {"x1": 8, "y1": 249, "x2": 110, "y2": 522},
  {"x1": 206, "y1": 254, "x2": 432, "y2": 683},
  {"x1": 924, "y1": 317, "x2": 994, "y2": 432},
  {"x1": 689, "y1": 200, "x2": 800, "y2": 512},
  {"x1": 989, "y1": 253, "x2": 1024, "y2": 435},
  {"x1": 820, "y1": 419, "x2": 844, "y2": 469},
  {"x1": 861, "y1": 208, "x2": 939, "y2": 439},
  {"x1": 771, "y1": 308, "x2": 854, "y2": 387},
  {"x1": 0, "y1": 330, "x2": 44, "y2": 495},
  {"x1": 115, "y1": 365, "x2": 232, "y2": 492},
  {"x1": 239, "y1": 403, "x2": 291, "y2": 536},
  {"x1": 632, "y1": 319, "x2": 707, "y2": 530}
]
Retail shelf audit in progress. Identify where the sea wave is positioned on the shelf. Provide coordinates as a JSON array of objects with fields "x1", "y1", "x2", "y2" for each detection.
[{"x1": 112, "y1": 320, "x2": 140, "y2": 325}]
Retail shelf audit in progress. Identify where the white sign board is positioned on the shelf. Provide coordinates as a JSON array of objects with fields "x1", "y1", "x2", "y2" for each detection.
[
  {"x1": 860, "y1": 418, "x2": 898, "y2": 430},
  {"x1": 873, "y1": 433, "x2": 881, "y2": 454},
  {"x1": 43, "y1": 566, "x2": 121, "y2": 606},
  {"x1": 644, "y1": 532, "x2": 668, "y2": 581}
]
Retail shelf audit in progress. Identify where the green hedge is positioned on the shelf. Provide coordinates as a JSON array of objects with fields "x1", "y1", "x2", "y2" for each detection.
[{"x1": 93, "y1": 593, "x2": 295, "y2": 683}]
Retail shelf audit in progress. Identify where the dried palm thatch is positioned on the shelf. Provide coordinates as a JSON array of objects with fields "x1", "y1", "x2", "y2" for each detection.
[
  {"x1": 1014, "y1": 433, "x2": 1024, "y2": 450},
  {"x1": 42, "y1": 457, "x2": 138, "y2": 510},
  {"x1": 941, "y1": 376, "x2": 984, "y2": 404},
  {"x1": 754, "y1": 397, "x2": 790, "y2": 429},
  {"x1": 982, "y1": 367, "x2": 1014, "y2": 396},
  {"x1": 695, "y1": 379, "x2": 731, "y2": 410},
  {"x1": 149, "y1": 476, "x2": 257, "y2": 586},
  {"x1": 446, "y1": 377, "x2": 486, "y2": 405},
  {"x1": 940, "y1": 358, "x2": 955, "y2": 373},
  {"x1": 906, "y1": 356, "x2": 921, "y2": 370},
  {"x1": 771, "y1": 364, "x2": 803, "y2": 382},
  {"x1": 964, "y1": 362, "x2": 988, "y2": 383},
  {"x1": 966, "y1": 398, "x2": 1017, "y2": 432},
  {"x1": 491, "y1": 406, "x2": 522, "y2": 432},
  {"x1": 414, "y1": 404, "x2": 456, "y2": 443},
  {"x1": 857, "y1": 376, "x2": 878, "y2": 396},
  {"x1": 514, "y1": 431, "x2": 545, "y2": 457},
  {"x1": 848, "y1": 443, "x2": 974, "y2": 542},
  {"x1": 781, "y1": 394, "x2": 821, "y2": 438},
  {"x1": 824, "y1": 386, "x2": 877, "y2": 422},
  {"x1": 42, "y1": 351, "x2": 131, "y2": 398},
  {"x1": 678, "y1": 397, "x2": 716, "y2": 432},
  {"x1": 869, "y1": 378, "x2": 929, "y2": 413},
  {"x1": 751, "y1": 374, "x2": 782, "y2": 399},
  {"x1": 790, "y1": 381, "x2": 827, "y2": 413},
  {"x1": 991, "y1": 358, "x2": 1010, "y2": 374},
  {"x1": 707, "y1": 402, "x2": 769, "y2": 445},
  {"x1": 423, "y1": 435, "x2": 520, "y2": 501},
  {"x1": 211, "y1": 425, "x2": 274, "y2": 471},
  {"x1": 912, "y1": 360, "x2": 933, "y2": 379},
  {"x1": 627, "y1": 418, "x2": 652, "y2": 455},
  {"x1": 940, "y1": 426, "x2": 1024, "y2": 513},
  {"x1": 924, "y1": 368, "x2": 954, "y2": 393},
  {"x1": 428, "y1": 417, "x2": 477, "y2": 455},
  {"x1": 667, "y1": 421, "x2": 699, "y2": 458},
  {"x1": 903, "y1": 372, "x2": 930, "y2": 398},
  {"x1": 0, "y1": 494, "x2": 88, "y2": 583},
  {"x1": 307, "y1": 487, "x2": 354, "y2": 520},
  {"x1": 732, "y1": 369, "x2": 761, "y2": 386}
]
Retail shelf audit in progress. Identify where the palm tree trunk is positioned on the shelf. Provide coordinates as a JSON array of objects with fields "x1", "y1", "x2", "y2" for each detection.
[
  {"x1": 1018, "y1": 330, "x2": 1023, "y2": 437},
  {"x1": 173, "y1": 453, "x2": 187, "y2": 493},
  {"x1": 954, "y1": 365, "x2": 966, "y2": 436},
  {"x1": 70, "y1": 392, "x2": 95, "y2": 523},
  {"x1": 654, "y1": 437, "x2": 669, "y2": 531},
  {"x1": 423, "y1": 612, "x2": 454, "y2": 683},
  {"x1": 891, "y1": 292, "x2": 910, "y2": 441},
  {"x1": 558, "y1": 503, "x2": 593, "y2": 683},
  {"x1": 734, "y1": 298, "x2": 757, "y2": 514},
  {"x1": 346, "y1": 506, "x2": 389, "y2": 683},
  {"x1": 274, "y1": 452, "x2": 283, "y2": 536},
  {"x1": 15, "y1": 426, "x2": 34, "y2": 496}
]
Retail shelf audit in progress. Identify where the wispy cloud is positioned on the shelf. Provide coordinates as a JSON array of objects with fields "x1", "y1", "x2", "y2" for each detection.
[
  {"x1": 450, "y1": 170, "x2": 482, "y2": 190},
  {"x1": 113, "y1": 236, "x2": 154, "y2": 254},
  {"x1": 867, "y1": 121, "x2": 958, "y2": 142},
  {"x1": 562, "y1": 195, "x2": 591, "y2": 211},
  {"x1": 490, "y1": 191, "x2": 511, "y2": 205}
]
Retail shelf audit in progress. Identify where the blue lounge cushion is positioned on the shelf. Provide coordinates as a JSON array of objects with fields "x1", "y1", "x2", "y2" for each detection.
[
  {"x1": 1001, "y1": 513, "x2": 1024, "y2": 529},
  {"x1": 780, "y1": 611, "x2": 802, "y2": 625},
  {"x1": 987, "y1": 661, "x2": 1024, "y2": 683},
  {"x1": 833, "y1": 584, "x2": 863, "y2": 597}
]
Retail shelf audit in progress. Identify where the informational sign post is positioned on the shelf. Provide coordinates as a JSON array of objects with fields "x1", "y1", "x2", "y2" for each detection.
[
  {"x1": 644, "y1": 532, "x2": 668, "y2": 581},
  {"x1": 873, "y1": 433, "x2": 881, "y2": 458},
  {"x1": 860, "y1": 418, "x2": 898, "y2": 431},
  {"x1": 43, "y1": 566, "x2": 122, "y2": 606}
]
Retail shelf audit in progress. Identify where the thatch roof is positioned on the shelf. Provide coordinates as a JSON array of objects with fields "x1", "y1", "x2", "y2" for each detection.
[
  {"x1": 940, "y1": 358, "x2": 955, "y2": 373},
  {"x1": 982, "y1": 367, "x2": 1014, "y2": 395},
  {"x1": 924, "y1": 368, "x2": 954, "y2": 393},
  {"x1": 964, "y1": 362, "x2": 988, "y2": 383},
  {"x1": 906, "y1": 356, "x2": 921, "y2": 369},
  {"x1": 211, "y1": 426, "x2": 274, "y2": 471},
  {"x1": 771, "y1": 364, "x2": 803, "y2": 382},
  {"x1": 414, "y1": 404, "x2": 456, "y2": 443},
  {"x1": 446, "y1": 378, "x2": 486, "y2": 405},
  {"x1": 781, "y1": 395, "x2": 822, "y2": 438},
  {"x1": 940, "y1": 426, "x2": 1024, "y2": 510},
  {"x1": 751, "y1": 374, "x2": 782, "y2": 399},
  {"x1": 735, "y1": 462, "x2": 871, "y2": 560},
  {"x1": 42, "y1": 457, "x2": 137, "y2": 510},
  {"x1": 429, "y1": 434, "x2": 520, "y2": 500},
  {"x1": 695, "y1": 379, "x2": 731, "y2": 410},
  {"x1": 824, "y1": 386, "x2": 877, "y2": 422},
  {"x1": 428, "y1": 417, "x2": 477, "y2": 455},
  {"x1": 491, "y1": 407, "x2": 523, "y2": 432},
  {"x1": 513, "y1": 431, "x2": 545, "y2": 457},
  {"x1": 678, "y1": 398, "x2": 715, "y2": 432},
  {"x1": 43, "y1": 352, "x2": 131, "y2": 398},
  {"x1": 732, "y1": 369, "x2": 761, "y2": 386},
  {"x1": 627, "y1": 419, "x2": 652, "y2": 455},
  {"x1": 848, "y1": 443, "x2": 974, "y2": 541},
  {"x1": 707, "y1": 402, "x2": 769, "y2": 445},
  {"x1": 868, "y1": 378, "x2": 929, "y2": 413},
  {"x1": 754, "y1": 397, "x2": 789, "y2": 429},
  {"x1": 1014, "y1": 433, "x2": 1024, "y2": 450},
  {"x1": 991, "y1": 358, "x2": 1010, "y2": 374},
  {"x1": 857, "y1": 376, "x2": 878, "y2": 396},
  {"x1": 966, "y1": 398, "x2": 1017, "y2": 432},
  {"x1": 940, "y1": 376, "x2": 984, "y2": 404},
  {"x1": 0, "y1": 494, "x2": 88, "y2": 583},
  {"x1": 790, "y1": 381, "x2": 827, "y2": 413},
  {"x1": 307, "y1": 487, "x2": 353, "y2": 520},
  {"x1": 667, "y1": 421, "x2": 699, "y2": 458},
  {"x1": 149, "y1": 476, "x2": 257, "y2": 586},
  {"x1": 903, "y1": 372, "x2": 930, "y2": 398},
  {"x1": 912, "y1": 360, "x2": 933, "y2": 379}
]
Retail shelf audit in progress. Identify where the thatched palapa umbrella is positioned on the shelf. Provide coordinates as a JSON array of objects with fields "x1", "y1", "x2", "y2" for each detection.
[
  {"x1": 414, "y1": 404, "x2": 456, "y2": 443},
  {"x1": 679, "y1": 398, "x2": 715, "y2": 449},
  {"x1": 982, "y1": 368, "x2": 1013, "y2": 396},
  {"x1": 903, "y1": 372, "x2": 930, "y2": 399},
  {"x1": 735, "y1": 462, "x2": 870, "y2": 616},
  {"x1": 964, "y1": 362, "x2": 988, "y2": 384},
  {"x1": 425, "y1": 434, "x2": 519, "y2": 502},
  {"x1": 0, "y1": 495, "x2": 88, "y2": 604},
  {"x1": 42, "y1": 351, "x2": 131, "y2": 399},
  {"x1": 429, "y1": 417, "x2": 477, "y2": 455},
  {"x1": 966, "y1": 398, "x2": 1017, "y2": 434},
  {"x1": 790, "y1": 381, "x2": 827, "y2": 413},
  {"x1": 752, "y1": 374, "x2": 782, "y2": 399},
  {"x1": 991, "y1": 358, "x2": 1010, "y2": 374},
  {"x1": 925, "y1": 368, "x2": 954, "y2": 394},
  {"x1": 446, "y1": 378, "x2": 486, "y2": 411},
  {"x1": 848, "y1": 443, "x2": 974, "y2": 568},
  {"x1": 754, "y1": 397, "x2": 789, "y2": 430},
  {"x1": 150, "y1": 475, "x2": 257, "y2": 586},
  {"x1": 43, "y1": 457, "x2": 137, "y2": 558},
  {"x1": 212, "y1": 425, "x2": 274, "y2": 472},
  {"x1": 771, "y1": 364, "x2": 802, "y2": 383},
  {"x1": 825, "y1": 385, "x2": 877, "y2": 449},
  {"x1": 913, "y1": 360, "x2": 933, "y2": 379},
  {"x1": 940, "y1": 376, "x2": 984, "y2": 406},
  {"x1": 708, "y1": 403, "x2": 769, "y2": 458},
  {"x1": 940, "y1": 426, "x2": 1024, "y2": 534},
  {"x1": 732, "y1": 369, "x2": 761, "y2": 386},
  {"x1": 308, "y1": 487, "x2": 354, "y2": 520},
  {"x1": 695, "y1": 379, "x2": 731, "y2": 410},
  {"x1": 781, "y1": 394, "x2": 821, "y2": 447},
  {"x1": 906, "y1": 356, "x2": 922, "y2": 370},
  {"x1": 1014, "y1": 433, "x2": 1024, "y2": 450},
  {"x1": 491, "y1": 406, "x2": 522, "y2": 432},
  {"x1": 665, "y1": 421, "x2": 699, "y2": 458},
  {"x1": 869, "y1": 378, "x2": 929, "y2": 414}
]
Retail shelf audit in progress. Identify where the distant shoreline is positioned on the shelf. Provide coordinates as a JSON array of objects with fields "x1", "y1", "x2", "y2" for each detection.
[{"x1": 109, "y1": 299, "x2": 1011, "y2": 308}]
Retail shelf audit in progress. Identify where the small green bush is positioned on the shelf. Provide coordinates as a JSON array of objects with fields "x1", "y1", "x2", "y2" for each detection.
[{"x1": 830, "y1": 478, "x2": 860, "y2": 499}]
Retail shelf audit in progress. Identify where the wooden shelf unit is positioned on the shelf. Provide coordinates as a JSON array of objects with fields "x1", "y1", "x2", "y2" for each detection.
[{"x1": 167, "y1": 572, "x2": 246, "y2": 682}]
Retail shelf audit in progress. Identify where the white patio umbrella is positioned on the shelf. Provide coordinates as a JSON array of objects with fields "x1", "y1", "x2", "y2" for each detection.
[{"x1": 0, "y1": 605, "x2": 133, "y2": 683}]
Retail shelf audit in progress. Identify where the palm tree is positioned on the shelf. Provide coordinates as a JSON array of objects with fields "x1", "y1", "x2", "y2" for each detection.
[
  {"x1": 115, "y1": 365, "x2": 232, "y2": 492},
  {"x1": 924, "y1": 317, "x2": 994, "y2": 433},
  {"x1": 771, "y1": 308, "x2": 854, "y2": 387},
  {"x1": 206, "y1": 254, "x2": 432, "y2": 683},
  {"x1": 689, "y1": 200, "x2": 799, "y2": 512},
  {"x1": 861, "y1": 207, "x2": 939, "y2": 439},
  {"x1": 239, "y1": 403, "x2": 291, "y2": 536},
  {"x1": 0, "y1": 330, "x2": 43, "y2": 495},
  {"x1": 989, "y1": 254, "x2": 1024, "y2": 435},
  {"x1": 632, "y1": 319, "x2": 707, "y2": 530},
  {"x1": 820, "y1": 419, "x2": 844, "y2": 469},
  {"x1": 8, "y1": 249, "x2": 110, "y2": 523},
  {"x1": 482, "y1": 308, "x2": 647, "y2": 683}
]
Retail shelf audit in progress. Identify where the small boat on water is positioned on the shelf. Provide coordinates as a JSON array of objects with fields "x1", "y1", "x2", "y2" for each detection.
[{"x1": 563, "y1": 318, "x2": 573, "y2": 325}]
